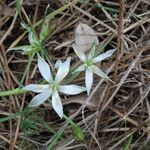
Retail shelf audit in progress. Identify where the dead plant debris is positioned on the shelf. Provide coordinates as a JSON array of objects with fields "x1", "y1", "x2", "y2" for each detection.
[{"x1": 0, "y1": 0, "x2": 150, "y2": 149}]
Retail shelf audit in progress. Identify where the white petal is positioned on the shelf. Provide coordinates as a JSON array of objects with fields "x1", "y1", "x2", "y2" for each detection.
[
  {"x1": 55, "y1": 57, "x2": 71, "y2": 83},
  {"x1": 93, "y1": 49, "x2": 116, "y2": 63},
  {"x1": 28, "y1": 90, "x2": 51, "y2": 107},
  {"x1": 37, "y1": 54, "x2": 53, "y2": 83},
  {"x1": 88, "y1": 43, "x2": 96, "y2": 59},
  {"x1": 72, "y1": 65, "x2": 85, "y2": 74},
  {"x1": 59, "y1": 85, "x2": 86, "y2": 95},
  {"x1": 52, "y1": 91, "x2": 63, "y2": 118},
  {"x1": 92, "y1": 65, "x2": 114, "y2": 83},
  {"x1": 85, "y1": 67, "x2": 93, "y2": 95},
  {"x1": 72, "y1": 44, "x2": 86, "y2": 62},
  {"x1": 23, "y1": 84, "x2": 49, "y2": 93},
  {"x1": 54, "y1": 60, "x2": 63, "y2": 69}
]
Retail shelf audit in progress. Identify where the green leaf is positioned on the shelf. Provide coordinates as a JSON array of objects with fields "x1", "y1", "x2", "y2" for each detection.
[
  {"x1": 88, "y1": 42, "x2": 96, "y2": 59},
  {"x1": 47, "y1": 128, "x2": 65, "y2": 150},
  {"x1": 8, "y1": 44, "x2": 41, "y2": 55},
  {"x1": 21, "y1": 22, "x2": 31, "y2": 31},
  {"x1": 28, "y1": 30, "x2": 39, "y2": 45},
  {"x1": 63, "y1": 114, "x2": 84, "y2": 141},
  {"x1": 16, "y1": 0, "x2": 22, "y2": 16},
  {"x1": 21, "y1": 23, "x2": 39, "y2": 46},
  {"x1": 39, "y1": 21, "x2": 49, "y2": 42},
  {"x1": 8, "y1": 45, "x2": 33, "y2": 53},
  {"x1": 35, "y1": 1, "x2": 77, "y2": 27},
  {"x1": 71, "y1": 124, "x2": 84, "y2": 141},
  {"x1": 95, "y1": 34, "x2": 115, "y2": 56},
  {"x1": 123, "y1": 135, "x2": 133, "y2": 150}
]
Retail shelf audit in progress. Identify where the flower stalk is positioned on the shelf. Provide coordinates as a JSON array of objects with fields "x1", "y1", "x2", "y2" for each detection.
[{"x1": 0, "y1": 88, "x2": 27, "y2": 97}]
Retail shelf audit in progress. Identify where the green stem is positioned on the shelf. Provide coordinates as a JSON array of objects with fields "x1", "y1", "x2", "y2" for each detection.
[
  {"x1": 0, "y1": 88, "x2": 26, "y2": 97},
  {"x1": 63, "y1": 114, "x2": 84, "y2": 141},
  {"x1": 63, "y1": 114, "x2": 76, "y2": 127},
  {"x1": 19, "y1": 53, "x2": 35, "y2": 86}
]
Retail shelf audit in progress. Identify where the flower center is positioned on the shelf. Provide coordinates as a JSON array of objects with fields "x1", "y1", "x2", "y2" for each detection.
[
  {"x1": 85, "y1": 59, "x2": 93, "y2": 67},
  {"x1": 50, "y1": 82, "x2": 59, "y2": 91}
]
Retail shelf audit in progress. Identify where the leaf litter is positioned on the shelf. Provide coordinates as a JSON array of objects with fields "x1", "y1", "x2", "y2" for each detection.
[{"x1": 0, "y1": 0, "x2": 150, "y2": 149}]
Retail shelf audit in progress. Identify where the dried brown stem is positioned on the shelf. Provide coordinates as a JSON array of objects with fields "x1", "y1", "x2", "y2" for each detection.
[{"x1": 114, "y1": 0, "x2": 124, "y2": 82}]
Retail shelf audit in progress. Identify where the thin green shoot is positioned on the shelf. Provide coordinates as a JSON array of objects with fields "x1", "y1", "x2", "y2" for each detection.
[
  {"x1": 47, "y1": 128, "x2": 65, "y2": 150},
  {"x1": 123, "y1": 134, "x2": 133, "y2": 150},
  {"x1": 79, "y1": 0, "x2": 119, "y2": 13},
  {"x1": 19, "y1": 52, "x2": 35, "y2": 86}
]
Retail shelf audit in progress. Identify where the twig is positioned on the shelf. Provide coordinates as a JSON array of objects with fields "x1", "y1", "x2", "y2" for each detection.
[
  {"x1": 123, "y1": 18, "x2": 150, "y2": 33},
  {"x1": 114, "y1": 0, "x2": 124, "y2": 81},
  {"x1": 73, "y1": 5, "x2": 117, "y2": 34},
  {"x1": 0, "y1": 134, "x2": 19, "y2": 149},
  {"x1": 101, "y1": 46, "x2": 146, "y2": 114},
  {"x1": 0, "y1": 12, "x2": 17, "y2": 45},
  {"x1": 10, "y1": 52, "x2": 32, "y2": 149},
  {"x1": 33, "y1": 0, "x2": 40, "y2": 24}
]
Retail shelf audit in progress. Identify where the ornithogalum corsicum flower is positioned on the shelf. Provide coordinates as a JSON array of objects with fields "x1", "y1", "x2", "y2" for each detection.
[
  {"x1": 73, "y1": 44, "x2": 115, "y2": 95},
  {"x1": 23, "y1": 54, "x2": 86, "y2": 118}
]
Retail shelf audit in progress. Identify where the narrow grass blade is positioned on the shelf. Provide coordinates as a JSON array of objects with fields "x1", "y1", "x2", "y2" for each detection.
[
  {"x1": 123, "y1": 134, "x2": 133, "y2": 150},
  {"x1": 47, "y1": 128, "x2": 65, "y2": 150},
  {"x1": 16, "y1": 0, "x2": 22, "y2": 17},
  {"x1": 35, "y1": 0, "x2": 78, "y2": 28}
]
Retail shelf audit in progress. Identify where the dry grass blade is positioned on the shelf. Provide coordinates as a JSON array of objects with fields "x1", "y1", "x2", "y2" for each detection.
[{"x1": 0, "y1": 0, "x2": 150, "y2": 149}]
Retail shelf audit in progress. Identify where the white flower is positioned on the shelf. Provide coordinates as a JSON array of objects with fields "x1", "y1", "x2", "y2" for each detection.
[
  {"x1": 23, "y1": 54, "x2": 86, "y2": 118},
  {"x1": 73, "y1": 44, "x2": 115, "y2": 95}
]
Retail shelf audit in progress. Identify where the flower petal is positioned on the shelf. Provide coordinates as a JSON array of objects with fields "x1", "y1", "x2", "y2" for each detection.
[
  {"x1": 28, "y1": 90, "x2": 51, "y2": 107},
  {"x1": 52, "y1": 91, "x2": 63, "y2": 118},
  {"x1": 54, "y1": 60, "x2": 63, "y2": 69},
  {"x1": 93, "y1": 49, "x2": 116, "y2": 63},
  {"x1": 72, "y1": 44, "x2": 86, "y2": 62},
  {"x1": 37, "y1": 54, "x2": 53, "y2": 83},
  {"x1": 88, "y1": 43, "x2": 96, "y2": 59},
  {"x1": 23, "y1": 84, "x2": 49, "y2": 93},
  {"x1": 72, "y1": 64, "x2": 85, "y2": 74},
  {"x1": 85, "y1": 67, "x2": 93, "y2": 95},
  {"x1": 55, "y1": 57, "x2": 71, "y2": 83},
  {"x1": 59, "y1": 85, "x2": 86, "y2": 95},
  {"x1": 92, "y1": 65, "x2": 114, "y2": 83}
]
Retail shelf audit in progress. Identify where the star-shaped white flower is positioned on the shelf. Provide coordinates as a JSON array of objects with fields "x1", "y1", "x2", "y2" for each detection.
[
  {"x1": 73, "y1": 44, "x2": 115, "y2": 95},
  {"x1": 23, "y1": 54, "x2": 86, "y2": 118}
]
